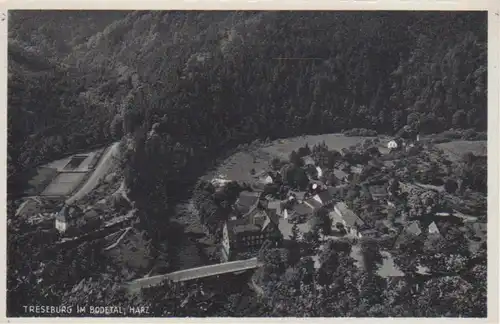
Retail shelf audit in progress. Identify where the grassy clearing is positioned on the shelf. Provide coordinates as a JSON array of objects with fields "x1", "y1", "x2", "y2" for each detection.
[
  {"x1": 261, "y1": 134, "x2": 374, "y2": 160},
  {"x1": 202, "y1": 150, "x2": 272, "y2": 183},
  {"x1": 204, "y1": 134, "x2": 373, "y2": 183},
  {"x1": 40, "y1": 172, "x2": 87, "y2": 196},
  {"x1": 22, "y1": 167, "x2": 59, "y2": 196},
  {"x1": 435, "y1": 140, "x2": 487, "y2": 161}
]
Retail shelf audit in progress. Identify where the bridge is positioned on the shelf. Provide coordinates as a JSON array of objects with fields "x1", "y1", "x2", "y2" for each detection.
[{"x1": 126, "y1": 258, "x2": 262, "y2": 293}]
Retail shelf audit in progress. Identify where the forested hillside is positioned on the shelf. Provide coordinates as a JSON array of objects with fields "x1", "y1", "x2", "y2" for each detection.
[{"x1": 8, "y1": 11, "x2": 487, "y2": 179}]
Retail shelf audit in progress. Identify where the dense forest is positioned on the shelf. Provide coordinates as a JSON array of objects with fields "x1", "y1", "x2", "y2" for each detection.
[
  {"x1": 8, "y1": 11, "x2": 487, "y2": 180},
  {"x1": 7, "y1": 11, "x2": 487, "y2": 317}
]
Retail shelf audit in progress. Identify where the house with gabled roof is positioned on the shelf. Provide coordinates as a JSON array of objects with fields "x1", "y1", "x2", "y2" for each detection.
[
  {"x1": 234, "y1": 191, "x2": 261, "y2": 216},
  {"x1": 334, "y1": 202, "x2": 365, "y2": 237},
  {"x1": 311, "y1": 189, "x2": 336, "y2": 207},
  {"x1": 369, "y1": 185, "x2": 389, "y2": 201},
  {"x1": 428, "y1": 221, "x2": 440, "y2": 235},
  {"x1": 283, "y1": 203, "x2": 314, "y2": 223},
  {"x1": 222, "y1": 207, "x2": 279, "y2": 261},
  {"x1": 406, "y1": 221, "x2": 422, "y2": 236}
]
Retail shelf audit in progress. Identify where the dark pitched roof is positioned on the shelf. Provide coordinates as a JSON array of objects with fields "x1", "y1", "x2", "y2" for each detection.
[
  {"x1": 267, "y1": 200, "x2": 282, "y2": 211},
  {"x1": 335, "y1": 202, "x2": 364, "y2": 227},
  {"x1": 327, "y1": 186, "x2": 338, "y2": 196},
  {"x1": 406, "y1": 221, "x2": 422, "y2": 236},
  {"x1": 227, "y1": 208, "x2": 275, "y2": 240},
  {"x1": 83, "y1": 209, "x2": 99, "y2": 219},
  {"x1": 235, "y1": 191, "x2": 260, "y2": 214},
  {"x1": 315, "y1": 190, "x2": 335, "y2": 204},
  {"x1": 58, "y1": 204, "x2": 83, "y2": 220},
  {"x1": 233, "y1": 224, "x2": 260, "y2": 234},
  {"x1": 305, "y1": 198, "x2": 322, "y2": 210},
  {"x1": 369, "y1": 185, "x2": 388, "y2": 197},
  {"x1": 294, "y1": 203, "x2": 313, "y2": 215},
  {"x1": 289, "y1": 191, "x2": 306, "y2": 201}
]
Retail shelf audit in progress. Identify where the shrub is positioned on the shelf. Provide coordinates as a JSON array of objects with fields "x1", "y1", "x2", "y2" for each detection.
[
  {"x1": 444, "y1": 179, "x2": 459, "y2": 194},
  {"x1": 343, "y1": 128, "x2": 378, "y2": 137}
]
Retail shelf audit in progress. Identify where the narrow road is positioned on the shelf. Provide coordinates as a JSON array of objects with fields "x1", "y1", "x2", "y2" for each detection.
[{"x1": 66, "y1": 142, "x2": 120, "y2": 205}]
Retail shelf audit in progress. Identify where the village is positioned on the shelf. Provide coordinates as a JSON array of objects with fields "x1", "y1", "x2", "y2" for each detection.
[
  {"x1": 206, "y1": 128, "x2": 487, "y2": 276},
  {"x1": 10, "y1": 128, "x2": 487, "y2": 286}
]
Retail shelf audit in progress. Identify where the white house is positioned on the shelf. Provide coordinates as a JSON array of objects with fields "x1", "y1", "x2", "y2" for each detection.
[
  {"x1": 428, "y1": 221, "x2": 440, "y2": 235},
  {"x1": 387, "y1": 140, "x2": 398, "y2": 150},
  {"x1": 55, "y1": 205, "x2": 82, "y2": 233},
  {"x1": 261, "y1": 174, "x2": 274, "y2": 184},
  {"x1": 334, "y1": 202, "x2": 365, "y2": 237},
  {"x1": 316, "y1": 166, "x2": 323, "y2": 178}
]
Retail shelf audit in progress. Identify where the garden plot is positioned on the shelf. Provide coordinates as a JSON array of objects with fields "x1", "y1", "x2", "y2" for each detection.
[{"x1": 40, "y1": 172, "x2": 86, "y2": 196}]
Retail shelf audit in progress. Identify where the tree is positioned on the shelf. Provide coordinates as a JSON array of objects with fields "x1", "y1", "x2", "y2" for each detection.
[
  {"x1": 360, "y1": 239, "x2": 384, "y2": 274},
  {"x1": 452, "y1": 109, "x2": 467, "y2": 129},
  {"x1": 444, "y1": 179, "x2": 459, "y2": 194},
  {"x1": 290, "y1": 223, "x2": 300, "y2": 241},
  {"x1": 392, "y1": 232, "x2": 424, "y2": 274},
  {"x1": 388, "y1": 178, "x2": 401, "y2": 197},
  {"x1": 270, "y1": 158, "x2": 283, "y2": 171},
  {"x1": 310, "y1": 207, "x2": 332, "y2": 236},
  {"x1": 297, "y1": 144, "x2": 311, "y2": 158},
  {"x1": 289, "y1": 150, "x2": 303, "y2": 167}
]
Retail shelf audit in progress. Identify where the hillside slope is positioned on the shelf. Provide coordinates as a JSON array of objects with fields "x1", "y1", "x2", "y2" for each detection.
[{"x1": 8, "y1": 11, "x2": 487, "y2": 189}]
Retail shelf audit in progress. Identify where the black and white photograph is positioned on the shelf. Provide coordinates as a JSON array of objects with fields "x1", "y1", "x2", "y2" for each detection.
[{"x1": 5, "y1": 8, "x2": 493, "y2": 319}]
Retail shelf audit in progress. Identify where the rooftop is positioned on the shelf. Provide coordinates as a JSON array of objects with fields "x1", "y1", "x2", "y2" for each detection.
[
  {"x1": 227, "y1": 208, "x2": 277, "y2": 239},
  {"x1": 406, "y1": 221, "x2": 422, "y2": 236},
  {"x1": 333, "y1": 169, "x2": 348, "y2": 180},
  {"x1": 58, "y1": 204, "x2": 83, "y2": 220},
  {"x1": 315, "y1": 190, "x2": 335, "y2": 205},
  {"x1": 305, "y1": 198, "x2": 323, "y2": 210},
  {"x1": 235, "y1": 191, "x2": 260, "y2": 214},
  {"x1": 289, "y1": 191, "x2": 306, "y2": 201},
  {"x1": 369, "y1": 185, "x2": 388, "y2": 197},
  {"x1": 233, "y1": 224, "x2": 260, "y2": 234},
  {"x1": 335, "y1": 202, "x2": 365, "y2": 228},
  {"x1": 302, "y1": 156, "x2": 315, "y2": 166},
  {"x1": 294, "y1": 203, "x2": 313, "y2": 215}
]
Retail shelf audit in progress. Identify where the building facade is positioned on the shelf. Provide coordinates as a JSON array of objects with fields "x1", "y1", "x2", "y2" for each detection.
[{"x1": 222, "y1": 208, "x2": 279, "y2": 261}]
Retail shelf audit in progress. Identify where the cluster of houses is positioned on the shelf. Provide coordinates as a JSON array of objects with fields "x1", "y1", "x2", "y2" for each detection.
[
  {"x1": 219, "y1": 130, "x2": 455, "y2": 262},
  {"x1": 221, "y1": 163, "x2": 373, "y2": 261}
]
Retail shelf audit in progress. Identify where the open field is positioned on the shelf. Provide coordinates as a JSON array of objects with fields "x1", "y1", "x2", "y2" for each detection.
[
  {"x1": 45, "y1": 148, "x2": 104, "y2": 172},
  {"x1": 40, "y1": 172, "x2": 87, "y2": 196},
  {"x1": 435, "y1": 140, "x2": 487, "y2": 161},
  {"x1": 261, "y1": 134, "x2": 375, "y2": 160},
  {"x1": 203, "y1": 134, "x2": 373, "y2": 183},
  {"x1": 21, "y1": 167, "x2": 59, "y2": 196},
  {"x1": 21, "y1": 144, "x2": 117, "y2": 200},
  {"x1": 202, "y1": 150, "x2": 272, "y2": 184}
]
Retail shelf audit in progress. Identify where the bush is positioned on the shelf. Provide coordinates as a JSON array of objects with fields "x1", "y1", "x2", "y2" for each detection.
[
  {"x1": 462, "y1": 129, "x2": 477, "y2": 140},
  {"x1": 444, "y1": 179, "x2": 459, "y2": 194},
  {"x1": 432, "y1": 129, "x2": 467, "y2": 143},
  {"x1": 343, "y1": 128, "x2": 378, "y2": 137}
]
